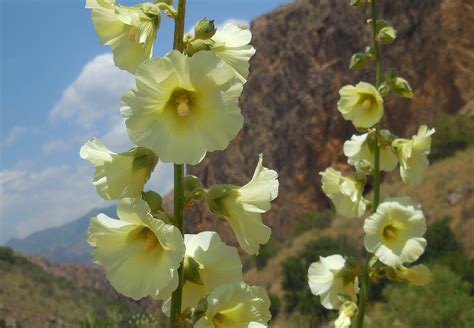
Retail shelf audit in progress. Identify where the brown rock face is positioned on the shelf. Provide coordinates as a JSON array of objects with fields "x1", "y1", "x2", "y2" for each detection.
[{"x1": 186, "y1": 0, "x2": 474, "y2": 242}]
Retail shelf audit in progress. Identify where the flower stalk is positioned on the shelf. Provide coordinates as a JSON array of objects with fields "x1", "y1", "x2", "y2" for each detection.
[
  {"x1": 170, "y1": 1, "x2": 187, "y2": 327},
  {"x1": 356, "y1": 1, "x2": 382, "y2": 327}
]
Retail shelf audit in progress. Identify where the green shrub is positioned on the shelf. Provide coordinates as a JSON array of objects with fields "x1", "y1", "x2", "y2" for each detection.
[
  {"x1": 0, "y1": 246, "x2": 15, "y2": 264},
  {"x1": 281, "y1": 237, "x2": 356, "y2": 323},
  {"x1": 268, "y1": 293, "x2": 281, "y2": 319},
  {"x1": 381, "y1": 266, "x2": 474, "y2": 328},
  {"x1": 430, "y1": 114, "x2": 474, "y2": 161},
  {"x1": 256, "y1": 237, "x2": 280, "y2": 270},
  {"x1": 291, "y1": 210, "x2": 333, "y2": 237}
]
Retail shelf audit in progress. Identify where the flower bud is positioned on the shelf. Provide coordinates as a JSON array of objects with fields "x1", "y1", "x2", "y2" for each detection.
[
  {"x1": 350, "y1": 0, "x2": 366, "y2": 8},
  {"x1": 184, "y1": 39, "x2": 213, "y2": 56},
  {"x1": 355, "y1": 159, "x2": 372, "y2": 175},
  {"x1": 143, "y1": 190, "x2": 163, "y2": 212},
  {"x1": 349, "y1": 52, "x2": 368, "y2": 69},
  {"x1": 392, "y1": 77, "x2": 414, "y2": 98},
  {"x1": 378, "y1": 26, "x2": 397, "y2": 44},
  {"x1": 183, "y1": 175, "x2": 206, "y2": 203},
  {"x1": 194, "y1": 18, "x2": 216, "y2": 40},
  {"x1": 378, "y1": 82, "x2": 390, "y2": 97}
]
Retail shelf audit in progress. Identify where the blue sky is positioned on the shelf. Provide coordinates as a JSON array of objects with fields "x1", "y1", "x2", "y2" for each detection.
[{"x1": 0, "y1": 0, "x2": 290, "y2": 243}]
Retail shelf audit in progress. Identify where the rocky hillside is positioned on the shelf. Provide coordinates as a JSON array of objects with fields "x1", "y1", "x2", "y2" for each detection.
[{"x1": 187, "y1": 0, "x2": 474, "y2": 242}]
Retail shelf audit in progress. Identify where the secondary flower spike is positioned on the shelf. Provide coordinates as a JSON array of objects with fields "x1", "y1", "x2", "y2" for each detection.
[
  {"x1": 320, "y1": 168, "x2": 367, "y2": 219},
  {"x1": 162, "y1": 231, "x2": 243, "y2": 316},
  {"x1": 206, "y1": 154, "x2": 279, "y2": 255},
  {"x1": 80, "y1": 138, "x2": 158, "y2": 200},
  {"x1": 364, "y1": 198, "x2": 427, "y2": 266},
  {"x1": 308, "y1": 255, "x2": 359, "y2": 310},
  {"x1": 86, "y1": 0, "x2": 160, "y2": 73},
  {"x1": 193, "y1": 282, "x2": 272, "y2": 328},
  {"x1": 337, "y1": 82, "x2": 384, "y2": 128},
  {"x1": 87, "y1": 198, "x2": 185, "y2": 300},
  {"x1": 121, "y1": 50, "x2": 244, "y2": 165}
]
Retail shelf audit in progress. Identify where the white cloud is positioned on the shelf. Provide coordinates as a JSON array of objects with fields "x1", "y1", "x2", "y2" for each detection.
[
  {"x1": 49, "y1": 53, "x2": 134, "y2": 129},
  {"x1": 1, "y1": 126, "x2": 27, "y2": 149},
  {"x1": 42, "y1": 138, "x2": 75, "y2": 153}
]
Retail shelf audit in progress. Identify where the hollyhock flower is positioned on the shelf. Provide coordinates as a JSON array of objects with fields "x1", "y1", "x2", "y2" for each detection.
[
  {"x1": 87, "y1": 198, "x2": 185, "y2": 300},
  {"x1": 121, "y1": 50, "x2": 244, "y2": 164},
  {"x1": 337, "y1": 82, "x2": 384, "y2": 128},
  {"x1": 207, "y1": 154, "x2": 278, "y2": 255},
  {"x1": 80, "y1": 138, "x2": 158, "y2": 200},
  {"x1": 308, "y1": 255, "x2": 359, "y2": 310},
  {"x1": 364, "y1": 198, "x2": 427, "y2": 266},
  {"x1": 86, "y1": 0, "x2": 160, "y2": 73},
  {"x1": 320, "y1": 168, "x2": 367, "y2": 218},
  {"x1": 194, "y1": 282, "x2": 271, "y2": 328}
]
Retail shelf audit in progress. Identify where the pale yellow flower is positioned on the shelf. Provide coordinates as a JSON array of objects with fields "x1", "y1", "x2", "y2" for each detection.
[
  {"x1": 393, "y1": 125, "x2": 435, "y2": 184},
  {"x1": 308, "y1": 255, "x2": 359, "y2": 310},
  {"x1": 210, "y1": 22, "x2": 256, "y2": 81},
  {"x1": 344, "y1": 132, "x2": 398, "y2": 172},
  {"x1": 335, "y1": 301, "x2": 358, "y2": 328},
  {"x1": 121, "y1": 50, "x2": 244, "y2": 165},
  {"x1": 207, "y1": 154, "x2": 278, "y2": 255},
  {"x1": 80, "y1": 138, "x2": 158, "y2": 200},
  {"x1": 162, "y1": 231, "x2": 243, "y2": 316},
  {"x1": 194, "y1": 282, "x2": 271, "y2": 328},
  {"x1": 364, "y1": 198, "x2": 427, "y2": 266},
  {"x1": 337, "y1": 82, "x2": 384, "y2": 128},
  {"x1": 389, "y1": 264, "x2": 432, "y2": 286},
  {"x1": 88, "y1": 198, "x2": 185, "y2": 300},
  {"x1": 320, "y1": 168, "x2": 367, "y2": 218},
  {"x1": 86, "y1": 0, "x2": 159, "y2": 73}
]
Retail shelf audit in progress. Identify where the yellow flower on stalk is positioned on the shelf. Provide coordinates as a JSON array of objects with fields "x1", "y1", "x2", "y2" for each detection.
[
  {"x1": 337, "y1": 82, "x2": 384, "y2": 128},
  {"x1": 207, "y1": 154, "x2": 279, "y2": 255},
  {"x1": 210, "y1": 22, "x2": 256, "y2": 81},
  {"x1": 393, "y1": 125, "x2": 435, "y2": 184},
  {"x1": 162, "y1": 231, "x2": 243, "y2": 316},
  {"x1": 308, "y1": 255, "x2": 359, "y2": 310},
  {"x1": 86, "y1": 0, "x2": 160, "y2": 73},
  {"x1": 121, "y1": 50, "x2": 244, "y2": 165},
  {"x1": 80, "y1": 138, "x2": 158, "y2": 200},
  {"x1": 335, "y1": 301, "x2": 358, "y2": 328},
  {"x1": 364, "y1": 198, "x2": 427, "y2": 266},
  {"x1": 88, "y1": 198, "x2": 185, "y2": 300},
  {"x1": 194, "y1": 282, "x2": 271, "y2": 328},
  {"x1": 320, "y1": 168, "x2": 367, "y2": 219},
  {"x1": 344, "y1": 132, "x2": 398, "y2": 172}
]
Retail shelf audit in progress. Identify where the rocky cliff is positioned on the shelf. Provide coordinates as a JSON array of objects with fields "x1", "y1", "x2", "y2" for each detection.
[{"x1": 186, "y1": 0, "x2": 474, "y2": 242}]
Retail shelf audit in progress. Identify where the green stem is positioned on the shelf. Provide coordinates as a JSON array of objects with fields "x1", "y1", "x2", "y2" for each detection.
[
  {"x1": 169, "y1": 1, "x2": 186, "y2": 327},
  {"x1": 356, "y1": 1, "x2": 382, "y2": 327}
]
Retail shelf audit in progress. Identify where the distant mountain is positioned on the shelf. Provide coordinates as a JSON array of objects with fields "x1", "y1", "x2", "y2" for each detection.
[{"x1": 6, "y1": 206, "x2": 115, "y2": 264}]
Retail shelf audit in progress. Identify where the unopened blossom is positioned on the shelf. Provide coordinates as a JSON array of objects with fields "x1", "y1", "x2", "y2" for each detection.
[
  {"x1": 86, "y1": 0, "x2": 160, "y2": 73},
  {"x1": 320, "y1": 168, "x2": 367, "y2": 218},
  {"x1": 335, "y1": 301, "x2": 358, "y2": 328},
  {"x1": 337, "y1": 82, "x2": 384, "y2": 128},
  {"x1": 194, "y1": 282, "x2": 271, "y2": 328},
  {"x1": 80, "y1": 138, "x2": 158, "y2": 200},
  {"x1": 207, "y1": 154, "x2": 278, "y2": 255},
  {"x1": 308, "y1": 255, "x2": 359, "y2": 310},
  {"x1": 388, "y1": 264, "x2": 432, "y2": 286},
  {"x1": 393, "y1": 125, "x2": 435, "y2": 184},
  {"x1": 364, "y1": 198, "x2": 427, "y2": 266},
  {"x1": 88, "y1": 198, "x2": 184, "y2": 300},
  {"x1": 162, "y1": 231, "x2": 242, "y2": 315},
  {"x1": 121, "y1": 50, "x2": 244, "y2": 165},
  {"x1": 344, "y1": 132, "x2": 398, "y2": 172}
]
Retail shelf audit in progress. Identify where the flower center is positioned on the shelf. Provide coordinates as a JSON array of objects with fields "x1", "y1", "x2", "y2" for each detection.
[
  {"x1": 361, "y1": 98, "x2": 373, "y2": 112},
  {"x1": 382, "y1": 224, "x2": 399, "y2": 241},
  {"x1": 166, "y1": 88, "x2": 197, "y2": 119},
  {"x1": 128, "y1": 26, "x2": 138, "y2": 43},
  {"x1": 130, "y1": 227, "x2": 162, "y2": 254}
]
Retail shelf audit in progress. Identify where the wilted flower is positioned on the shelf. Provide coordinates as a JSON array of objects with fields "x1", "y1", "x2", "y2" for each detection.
[
  {"x1": 162, "y1": 231, "x2": 242, "y2": 315},
  {"x1": 88, "y1": 198, "x2": 185, "y2": 300},
  {"x1": 121, "y1": 50, "x2": 244, "y2": 165},
  {"x1": 80, "y1": 138, "x2": 158, "y2": 200},
  {"x1": 210, "y1": 22, "x2": 256, "y2": 81},
  {"x1": 364, "y1": 198, "x2": 427, "y2": 266},
  {"x1": 386, "y1": 264, "x2": 432, "y2": 286},
  {"x1": 320, "y1": 168, "x2": 367, "y2": 218},
  {"x1": 337, "y1": 82, "x2": 384, "y2": 128},
  {"x1": 86, "y1": 0, "x2": 160, "y2": 73},
  {"x1": 344, "y1": 132, "x2": 398, "y2": 172},
  {"x1": 207, "y1": 154, "x2": 278, "y2": 255},
  {"x1": 393, "y1": 125, "x2": 435, "y2": 184},
  {"x1": 308, "y1": 255, "x2": 359, "y2": 310},
  {"x1": 194, "y1": 282, "x2": 271, "y2": 328}
]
